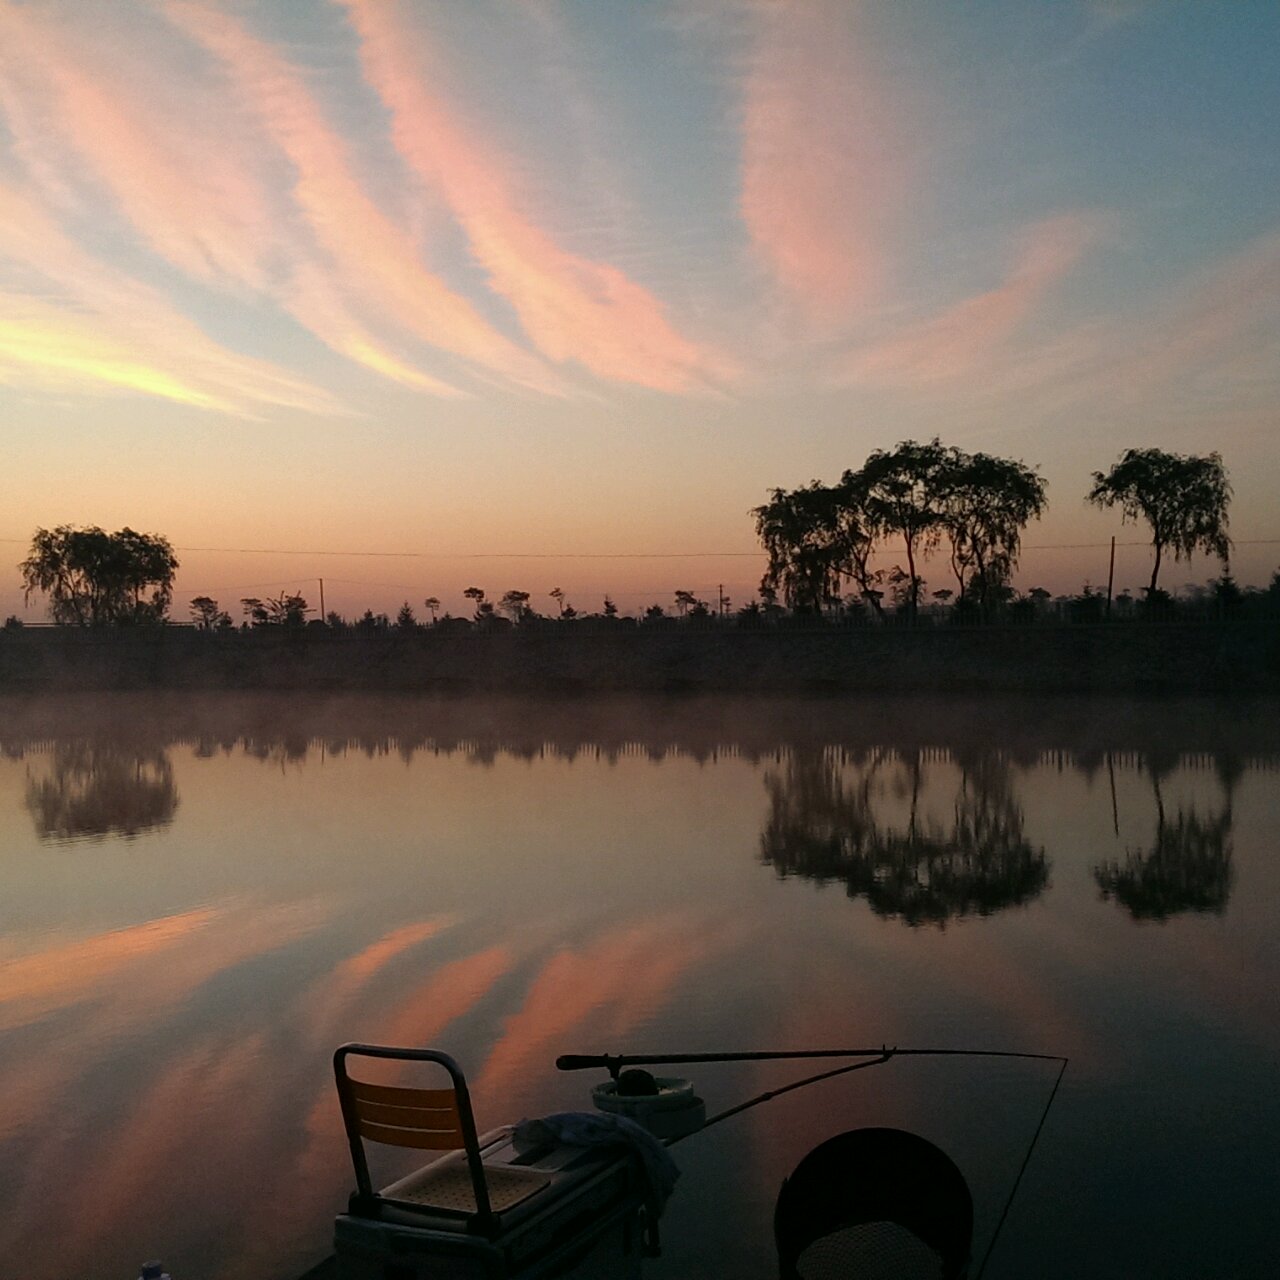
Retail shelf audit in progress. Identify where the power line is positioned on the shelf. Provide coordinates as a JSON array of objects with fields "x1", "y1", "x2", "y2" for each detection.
[{"x1": 4, "y1": 536, "x2": 1279, "y2": 561}]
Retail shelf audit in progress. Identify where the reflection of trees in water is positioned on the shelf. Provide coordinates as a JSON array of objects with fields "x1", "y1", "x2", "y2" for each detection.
[
  {"x1": 1093, "y1": 756, "x2": 1234, "y2": 920},
  {"x1": 25, "y1": 742, "x2": 178, "y2": 841},
  {"x1": 760, "y1": 748, "x2": 1048, "y2": 926}
]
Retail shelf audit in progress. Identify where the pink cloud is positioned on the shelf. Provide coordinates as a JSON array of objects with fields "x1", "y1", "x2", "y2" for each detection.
[
  {"x1": 282, "y1": 263, "x2": 468, "y2": 398},
  {"x1": 338, "y1": 0, "x2": 732, "y2": 393},
  {"x1": 0, "y1": 1, "x2": 478, "y2": 398},
  {"x1": 841, "y1": 213, "x2": 1104, "y2": 385},
  {"x1": 160, "y1": 1, "x2": 559, "y2": 395},
  {"x1": 920, "y1": 224, "x2": 1280, "y2": 429},
  {"x1": 0, "y1": 183, "x2": 341, "y2": 415},
  {"x1": 0, "y1": 2, "x2": 270, "y2": 287},
  {"x1": 739, "y1": 0, "x2": 907, "y2": 321}
]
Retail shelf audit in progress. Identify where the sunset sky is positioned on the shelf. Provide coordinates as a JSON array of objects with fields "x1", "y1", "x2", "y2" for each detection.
[{"x1": 2, "y1": 0, "x2": 1278, "y2": 621}]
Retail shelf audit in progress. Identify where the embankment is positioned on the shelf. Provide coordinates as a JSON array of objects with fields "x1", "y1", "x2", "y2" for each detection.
[{"x1": 1, "y1": 620, "x2": 1277, "y2": 694}]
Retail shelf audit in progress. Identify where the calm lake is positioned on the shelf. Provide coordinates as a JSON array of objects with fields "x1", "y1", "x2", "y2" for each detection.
[{"x1": 2, "y1": 693, "x2": 1277, "y2": 1280}]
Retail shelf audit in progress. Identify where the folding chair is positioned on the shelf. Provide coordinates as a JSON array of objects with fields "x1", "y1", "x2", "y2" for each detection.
[{"x1": 333, "y1": 1043, "x2": 551, "y2": 1238}]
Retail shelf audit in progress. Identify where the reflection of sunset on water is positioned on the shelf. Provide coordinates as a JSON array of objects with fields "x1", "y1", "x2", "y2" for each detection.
[
  {"x1": 473, "y1": 912, "x2": 742, "y2": 1107},
  {"x1": 0, "y1": 695, "x2": 1277, "y2": 1279},
  {"x1": 0, "y1": 906, "x2": 219, "y2": 1029}
]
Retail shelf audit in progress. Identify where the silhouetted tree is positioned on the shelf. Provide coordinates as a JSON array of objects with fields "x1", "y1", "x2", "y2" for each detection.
[
  {"x1": 356, "y1": 609, "x2": 388, "y2": 632},
  {"x1": 189, "y1": 596, "x2": 230, "y2": 630},
  {"x1": 246, "y1": 592, "x2": 308, "y2": 627},
  {"x1": 831, "y1": 469, "x2": 888, "y2": 614},
  {"x1": 396, "y1": 601, "x2": 417, "y2": 630},
  {"x1": 753, "y1": 484, "x2": 847, "y2": 613},
  {"x1": 241, "y1": 597, "x2": 269, "y2": 626},
  {"x1": 753, "y1": 479, "x2": 885, "y2": 616},
  {"x1": 673, "y1": 589, "x2": 697, "y2": 617},
  {"x1": 602, "y1": 596, "x2": 619, "y2": 618},
  {"x1": 423, "y1": 596, "x2": 441, "y2": 623},
  {"x1": 941, "y1": 449, "x2": 1047, "y2": 613},
  {"x1": 859, "y1": 439, "x2": 952, "y2": 621},
  {"x1": 1087, "y1": 448, "x2": 1231, "y2": 596},
  {"x1": 499, "y1": 590, "x2": 531, "y2": 622},
  {"x1": 549, "y1": 586, "x2": 566, "y2": 617},
  {"x1": 21, "y1": 525, "x2": 178, "y2": 625}
]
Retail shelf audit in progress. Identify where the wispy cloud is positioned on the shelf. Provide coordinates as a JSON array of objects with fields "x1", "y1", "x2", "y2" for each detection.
[
  {"x1": 338, "y1": 0, "x2": 732, "y2": 393},
  {"x1": 0, "y1": 1, "x2": 269, "y2": 287},
  {"x1": 738, "y1": 0, "x2": 907, "y2": 323},
  {"x1": 0, "y1": 183, "x2": 341, "y2": 416},
  {"x1": 839, "y1": 213, "x2": 1106, "y2": 386},
  {"x1": 1120, "y1": 227, "x2": 1280, "y2": 399},
  {"x1": 0, "y1": 1, "x2": 449, "y2": 408},
  {"x1": 161, "y1": 0, "x2": 559, "y2": 395}
]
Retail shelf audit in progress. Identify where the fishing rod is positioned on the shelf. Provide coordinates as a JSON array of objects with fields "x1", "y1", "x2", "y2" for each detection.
[
  {"x1": 559, "y1": 1045, "x2": 1069, "y2": 1279},
  {"x1": 556, "y1": 1046, "x2": 1067, "y2": 1077}
]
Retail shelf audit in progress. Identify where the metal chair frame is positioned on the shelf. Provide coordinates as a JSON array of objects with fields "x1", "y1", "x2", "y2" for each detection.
[{"x1": 333, "y1": 1043, "x2": 495, "y2": 1233}]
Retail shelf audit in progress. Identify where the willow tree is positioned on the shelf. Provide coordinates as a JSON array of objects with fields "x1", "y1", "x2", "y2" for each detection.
[
  {"x1": 753, "y1": 483, "x2": 860, "y2": 614},
  {"x1": 942, "y1": 450, "x2": 1048, "y2": 611},
  {"x1": 833, "y1": 468, "x2": 885, "y2": 615},
  {"x1": 859, "y1": 439, "x2": 951, "y2": 619},
  {"x1": 20, "y1": 525, "x2": 178, "y2": 625},
  {"x1": 1087, "y1": 449, "x2": 1230, "y2": 595}
]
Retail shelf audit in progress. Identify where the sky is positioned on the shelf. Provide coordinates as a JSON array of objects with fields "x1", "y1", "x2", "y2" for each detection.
[{"x1": 1, "y1": 0, "x2": 1278, "y2": 622}]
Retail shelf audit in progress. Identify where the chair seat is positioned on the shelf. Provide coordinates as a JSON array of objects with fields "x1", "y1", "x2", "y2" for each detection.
[
  {"x1": 797, "y1": 1222, "x2": 943, "y2": 1280},
  {"x1": 386, "y1": 1157, "x2": 552, "y2": 1215}
]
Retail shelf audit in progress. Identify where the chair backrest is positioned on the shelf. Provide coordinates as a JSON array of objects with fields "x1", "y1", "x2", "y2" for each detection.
[{"x1": 334, "y1": 1043, "x2": 493, "y2": 1224}]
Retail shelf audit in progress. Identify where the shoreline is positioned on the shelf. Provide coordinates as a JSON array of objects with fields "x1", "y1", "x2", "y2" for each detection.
[{"x1": 1, "y1": 618, "x2": 1277, "y2": 696}]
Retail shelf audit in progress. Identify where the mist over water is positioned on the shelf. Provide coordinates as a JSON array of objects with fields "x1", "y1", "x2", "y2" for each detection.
[{"x1": 1, "y1": 693, "x2": 1276, "y2": 1279}]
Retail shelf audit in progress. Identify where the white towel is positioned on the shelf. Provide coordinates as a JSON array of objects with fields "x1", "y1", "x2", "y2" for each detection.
[{"x1": 512, "y1": 1111, "x2": 680, "y2": 1210}]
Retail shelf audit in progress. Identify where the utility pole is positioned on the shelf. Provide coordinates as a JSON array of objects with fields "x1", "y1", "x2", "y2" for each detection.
[
  {"x1": 319, "y1": 577, "x2": 326, "y2": 621},
  {"x1": 1105, "y1": 538, "x2": 1115, "y2": 617}
]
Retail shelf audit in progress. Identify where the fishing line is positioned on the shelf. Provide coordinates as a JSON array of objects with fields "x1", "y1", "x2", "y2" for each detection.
[
  {"x1": 973, "y1": 1054, "x2": 1069, "y2": 1280},
  {"x1": 561, "y1": 1045, "x2": 1070, "y2": 1272},
  {"x1": 666, "y1": 1052, "x2": 893, "y2": 1146}
]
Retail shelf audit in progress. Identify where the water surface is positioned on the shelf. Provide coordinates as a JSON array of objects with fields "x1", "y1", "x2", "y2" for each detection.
[{"x1": 1, "y1": 693, "x2": 1276, "y2": 1279}]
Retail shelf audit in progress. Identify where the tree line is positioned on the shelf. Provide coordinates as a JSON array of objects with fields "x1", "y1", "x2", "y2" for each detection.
[
  {"x1": 8, "y1": 446, "x2": 1242, "y2": 630},
  {"x1": 754, "y1": 441, "x2": 1232, "y2": 618}
]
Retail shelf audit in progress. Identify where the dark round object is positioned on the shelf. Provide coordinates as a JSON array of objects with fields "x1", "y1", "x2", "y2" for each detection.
[
  {"x1": 616, "y1": 1068, "x2": 660, "y2": 1096},
  {"x1": 774, "y1": 1128, "x2": 973, "y2": 1280}
]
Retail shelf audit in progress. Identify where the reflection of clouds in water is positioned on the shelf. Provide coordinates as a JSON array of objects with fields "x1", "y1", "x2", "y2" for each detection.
[
  {"x1": 472, "y1": 911, "x2": 741, "y2": 1107},
  {"x1": 25, "y1": 741, "x2": 177, "y2": 841},
  {"x1": 1, "y1": 695, "x2": 1277, "y2": 1277},
  {"x1": 0, "y1": 905, "x2": 220, "y2": 1035},
  {"x1": 759, "y1": 748, "x2": 1049, "y2": 926},
  {"x1": 0, "y1": 890, "x2": 727, "y2": 1277}
]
